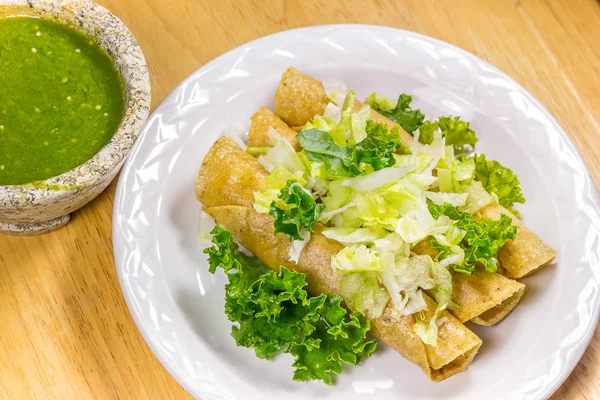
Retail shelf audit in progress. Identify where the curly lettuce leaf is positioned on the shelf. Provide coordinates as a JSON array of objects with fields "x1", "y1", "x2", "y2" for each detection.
[
  {"x1": 358, "y1": 141, "x2": 398, "y2": 173},
  {"x1": 204, "y1": 225, "x2": 376, "y2": 384},
  {"x1": 437, "y1": 116, "x2": 478, "y2": 150},
  {"x1": 269, "y1": 180, "x2": 324, "y2": 241},
  {"x1": 297, "y1": 127, "x2": 400, "y2": 178},
  {"x1": 365, "y1": 120, "x2": 403, "y2": 150},
  {"x1": 290, "y1": 297, "x2": 377, "y2": 384},
  {"x1": 365, "y1": 93, "x2": 425, "y2": 134},
  {"x1": 365, "y1": 92, "x2": 478, "y2": 151},
  {"x1": 428, "y1": 203, "x2": 518, "y2": 274},
  {"x1": 418, "y1": 117, "x2": 478, "y2": 152},
  {"x1": 459, "y1": 153, "x2": 525, "y2": 217},
  {"x1": 416, "y1": 120, "x2": 438, "y2": 145},
  {"x1": 204, "y1": 222, "x2": 244, "y2": 274}
]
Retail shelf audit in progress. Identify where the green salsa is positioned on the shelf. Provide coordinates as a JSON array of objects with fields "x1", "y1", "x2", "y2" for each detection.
[{"x1": 0, "y1": 17, "x2": 124, "y2": 185}]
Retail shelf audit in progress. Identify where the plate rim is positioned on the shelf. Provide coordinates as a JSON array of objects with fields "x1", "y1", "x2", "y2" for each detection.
[{"x1": 113, "y1": 23, "x2": 600, "y2": 400}]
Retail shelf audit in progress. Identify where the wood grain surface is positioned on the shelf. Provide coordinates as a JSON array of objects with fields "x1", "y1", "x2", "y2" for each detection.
[{"x1": 1, "y1": 0, "x2": 599, "y2": 398}]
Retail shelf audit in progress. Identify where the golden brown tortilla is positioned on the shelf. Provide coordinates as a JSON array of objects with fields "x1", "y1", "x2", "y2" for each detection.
[
  {"x1": 196, "y1": 137, "x2": 481, "y2": 381},
  {"x1": 274, "y1": 67, "x2": 329, "y2": 127},
  {"x1": 247, "y1": 106, "x2": 301, "y2": 151},
  {"x1": 194, "y1": 138, "x2": 267, "y2": 208}
]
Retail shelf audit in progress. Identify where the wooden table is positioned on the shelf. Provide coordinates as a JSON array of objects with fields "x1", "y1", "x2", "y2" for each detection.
[{"x1": 1, "y1": 0, "x2": 599, "y2": 398}]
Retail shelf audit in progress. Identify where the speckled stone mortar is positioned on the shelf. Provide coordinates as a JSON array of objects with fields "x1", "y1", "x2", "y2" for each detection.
[{"x1": 0, "y1": 0, "x2": 150, "y2": 235}]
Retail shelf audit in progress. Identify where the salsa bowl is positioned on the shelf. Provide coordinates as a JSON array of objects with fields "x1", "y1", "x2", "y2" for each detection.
[{"x1": 0, "y1": 0, "x2": 150, "y2": 235}]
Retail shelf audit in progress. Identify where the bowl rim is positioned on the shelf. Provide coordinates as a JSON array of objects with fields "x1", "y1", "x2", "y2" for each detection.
[{"x1": 0, "y1": 0, "x2": 151, "y2": 207}]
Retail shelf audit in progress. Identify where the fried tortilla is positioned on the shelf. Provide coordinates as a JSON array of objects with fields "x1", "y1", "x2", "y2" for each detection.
[
  {"x1": 247, "y1": 106, "x2": 301, "y2": 151},
  {"x1": 274, "y1": 67, "x2": 329, "y2": 127}
]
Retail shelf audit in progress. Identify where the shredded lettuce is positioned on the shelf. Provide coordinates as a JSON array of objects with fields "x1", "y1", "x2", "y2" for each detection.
[
  {"x1": 395, "y1": 209, "x2": 454, "y2": 245},
  {"x1": 462, "y1": 180, "x2": 497, "y2": 214},
  {"x1": 322, "y1": 78, "x2": 349, "y2": 104},
  {"x1": 372, "y1": 232, "x2": 409, "y2": 255},
  {"x1": 365, "y1": 93, "x2": 425, "y2": 134},
  {"x1": 425, "y1": 191, "x2": 469, "y2": 207},
  {"x1": 322, "y1": 227, "x2": 387, "y2": 246},
  {"x1": 269, "y1": 180, "x2": 324, "y2": 241},
  {"x1": 337, "y1": 191, "x2": 400, "y2": 230},
  {"x1": 328, "y1": 91, "x2": 357, "y2": 145},
  {"x1": 205, "y1": 225, "x2": 376, "y2": 384},
  {"x1": 197, "y1": 210, "x2": 217, "y2": 245},
  {"x1": 253, "y1": 166, "x2": 306, "y2": 214},
  {"x1": 434, "y1": 153, "x2": 496, "y2": 213},
  {"x1": 428, "y1": 203, "x2": 518, "y2": 274},
  {"x1": 306, "y1": 91, "x2": 371, "y2": 145},
  {"x1": 340, "y1": 272, "x2": 390, "y2": 318},
  {"x1": 413, "y1": 306, "x2": 444, "y2": 346},
  {"x1": 382, "y1": 255, "x2": 452, "y2": 346},
  {"x1": 436, "y1": 155, "x2": 474, "y2": 193},
  {"x1": 331, "y1": 245, "x2": 384, "y2": 273},
  {"x1": 459, "y1": 154, "x2": 525, "y2": 217},
  {"x1": 258, "y1": 127, "x2": 306, "y2": 176},
  {"x1": 319, "y1": 180, "x2": 355, "y2": 220},
  {"x1": 319, "y1": 201, "x2": 356, "y2": 223},
  {"x1": 341, "y1": 164, "x2": 415, "y2": 192},
  {"x1": 379, "y1": 255, "x2": 450, "y2": 317},
  {"x1": 289, "y1": 231, "x2": 311, "y2": 263},
  {"x1": 452, "y1": 157, "x2": 476, "y2": 182},
  {"x1": 331, "y1": 241, "x2": 451, "y2": 342},
  {"x1": 381, "y1": 173, "x2": 437, "y2": 215}
]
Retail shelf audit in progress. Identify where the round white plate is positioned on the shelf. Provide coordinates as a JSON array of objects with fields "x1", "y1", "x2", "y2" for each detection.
[{"x1": 113, "y1": 25, "x2": 600, "y2": 400}]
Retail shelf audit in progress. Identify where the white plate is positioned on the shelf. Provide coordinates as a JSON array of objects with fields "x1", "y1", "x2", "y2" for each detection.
[{"x1": 113, "y1": 25, "x2": 600, "y2": 400}]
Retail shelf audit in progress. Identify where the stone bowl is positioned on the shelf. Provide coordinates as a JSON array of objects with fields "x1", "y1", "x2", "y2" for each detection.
[{"x1": 0, "y1": 0, "x2": 151, "y2": 235}]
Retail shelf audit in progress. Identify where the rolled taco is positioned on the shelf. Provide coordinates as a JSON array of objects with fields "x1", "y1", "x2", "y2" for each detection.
[{"x1": 196, "y1": 137, "x2": 482, "y2": 381}]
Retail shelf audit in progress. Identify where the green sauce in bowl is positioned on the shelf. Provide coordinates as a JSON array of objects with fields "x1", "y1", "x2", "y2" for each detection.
[{"x1": 0, "y1": 17, "x2": 124, "y2": 185}]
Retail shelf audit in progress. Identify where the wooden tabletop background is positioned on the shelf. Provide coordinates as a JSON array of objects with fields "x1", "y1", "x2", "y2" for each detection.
[{"x1": 1, "y1": 0, "x2": 599, "y2": 398}]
